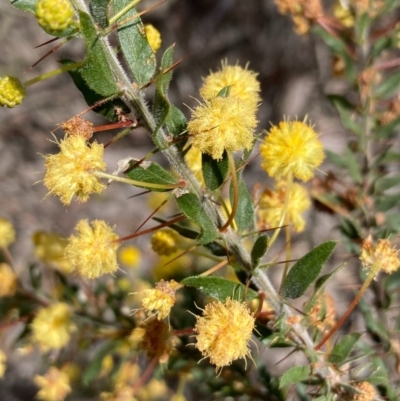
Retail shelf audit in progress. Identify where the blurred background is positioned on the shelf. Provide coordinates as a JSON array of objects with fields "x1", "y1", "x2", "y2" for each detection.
[{"x1": 0, "y1": 0, "x2": 355, "y2": 399}]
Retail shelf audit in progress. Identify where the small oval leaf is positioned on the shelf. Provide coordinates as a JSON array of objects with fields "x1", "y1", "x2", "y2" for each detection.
[
  {"x1": 181, "y1": 276, "x2": 258, "y2": 302},
  {"x1": 230, "y1": 173, "x2": 254, "y2": 233},
  {"x1": 328, "y1": 333, "x2": 361, "y2": 364},
  {"x1": 80, "y1": 11, "x2": 119, "y2": 96},
  {"x1": 202, "y1": 151, "x2": 229, "y2": 191},
  {"x1": 175, "y1": 192, "x2": 219, "y2": 244},
  {"x1": 251, "y1": 234, "x2": 269, "y2": 268},
  {"x1": 114, "y1": 0, "x2": 156, "y2": 86},
  {"x1": 279, "y1": 366, "x2": 311, "y2": 388},
  {"x1": 125, "y1": 160, "x2": 179, "y2": 191},
  {"x1": 281, "y1": 241, "x2": 337, "y2": 299}
]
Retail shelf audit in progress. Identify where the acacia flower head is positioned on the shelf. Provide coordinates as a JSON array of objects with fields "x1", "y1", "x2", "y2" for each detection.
[
  {"x1": 33, "y1": 231, "x2": 72, "y2": 274},
  {"x1": 34, "y1": 367, "x2": 71, "y2": 401},
  {"x1": 0, "y1": 263, "x2": 17, "y2": 297},
  {"x1": 260, "y1": 120, "x2": 324, "y2": 182},
  {"x1": 35, "y1": 0, "x2": 75, "y2": 33},
  {"x1": 0, "y1": 350, "x2": 6, "y2": 378},
  {"x1": 184, "y1": 145, "x2": 205, "y2": 185},
  {"x1": 352, "y1": 381, "x2": 376, "y2": 401},
  {"x1": 258, "y1": 181, "x2": 311, "y2": 233},
  {"x1": 188, "y1": 96, "x2": 257, "y2": 160},
  {"x1": 200, "y1": 62, "x2": 261, "y2": 110},
  {"x1": 141, "y1": 280, "x2": 182, "y2": 320},
  {"x1": 31, "y1": 303, "x2": 75, "y2": 351},
  {"x1": 151, "y1": 229, "x2": 180, "y2": 256},
  {"x1": 144, "y1": 24, "x2": 162, "y2": 53},
  {"x1": 360, "y1": 237, "x2": 400, "y2": 278},
  {"x1": 0, "y1": 217, "x2": 16, "y2": 248},
  {"x1": 0, "y1": 76, "x2": 26, "y2": 108},
  {"x1": 119, "y1": 245, "x2": 141, "y2": 268},
  {"x1": 43, "y1": 135, "x2": 106, "y2": 205},
  {"x1": 194, "y1": 298, "x2": 255, "y2": 371},
  {"x1": 65, "y1": 219, "x2": 120, "y2": 279}
]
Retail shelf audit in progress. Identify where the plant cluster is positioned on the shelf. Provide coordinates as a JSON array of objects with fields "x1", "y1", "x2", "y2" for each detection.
[{"x1": 2, "y1": 0, "x2": 400, "y2": 400}]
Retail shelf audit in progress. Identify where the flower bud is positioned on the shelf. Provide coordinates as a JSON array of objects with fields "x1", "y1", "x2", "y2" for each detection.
[{"x1": 0, "y1": 76, "x2": 26, "y2": 108}]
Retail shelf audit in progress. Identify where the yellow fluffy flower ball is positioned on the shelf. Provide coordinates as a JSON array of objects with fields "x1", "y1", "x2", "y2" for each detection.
[
  {"x1": 0, "y1": 350, "x2": 6, "y2": 378},
  {"x1": 151, "y1": 229, "x2": 180, "y2": 256},
  {"x1": 43, "y1": 135, "x2": 106, "y2": 205},
  {"x1": 0, "y1": 263, "x2": 17, "y2": 297},
  {"x1": 34, "y1": 367, "x2": 71, "y2": 401},
  {"x1": 32, "y1": 231, "x2": 72, "y2": 274},
  {"x1": 260, "y1": 120, "x2": 324, "y2": 182},
  {"x1": 119, "y1": 245, "x2": 141, "y2": 268},
  {"x1": 65, "y1": 219, "x2": 120, "y2": 279},
  {"x1": 360, "y1": 237, "x2": 400, "y2": 277},
  {"x1": 184, "y1": 145, "x2": 205, "y2": 185},
  {"x1": 144, "y1": 24, "x2": 162, "y2": 53},
  {"x1": 31, "y1": 303, "x2": 75, "y2": 351},
  {"x1": 35, "y1": 0, "x2": 74, "y2": 34},
  {"x1": 141, "y1": 280, "x2": 182, "y2": 320},
  {"x1": 188, "y1": 97, "x2": 257, "y2": 160},
  {"x1": 0, "y1": 217, "x2": 16, "y2": 248},
  {"x1": 194, "y1": 298, "x2": 255, "y2": 371},
  {"x1": 352, "y1": 381, "x2": 376, "y2": 401},
  {"x1": 0, "y1": 76, "x2": 26, "y2": 108},
  {"x1": 258, "y1": 181, "x2": 311, "y2": 233},
  {"x1": 200, "y1": 62, "x2": 261, "y2": 110}
]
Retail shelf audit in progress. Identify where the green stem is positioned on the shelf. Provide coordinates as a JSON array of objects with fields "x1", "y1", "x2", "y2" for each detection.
[
  {"x1": 23, "y1": 61, "x2": 84, "y2": 87},
  {"x1": 108, "y1": 0, "x2": 141, "y2": 26},
  {"x1": 93, "y1": 170, "x2": 185, "y2": 190}
]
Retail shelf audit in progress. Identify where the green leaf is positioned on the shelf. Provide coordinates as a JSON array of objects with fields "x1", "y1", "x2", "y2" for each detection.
[
  {"x1": 374, "y1": 175, "x2": 400, "y2": 192},
  {"x1": 60, "y1": 59, "x2": 129, "y2": 122},
  {"x1": 313, "y1": 27, "x2": 356, "y2": 82},
  {"x1": 344, "y1": 147, "x2": 362, "y2": 183},
  {"x1": 281, "y1": 241, "x2": 337, "y2": 299},
  {"x1": 380, "y1": 150, "x2": 400, "y2": 163},
  {"x1": 304, "y1": 263, "x2": 345, "y2": 314},
  {"x1": 202, "y1": 151, "x2": 229, "y2": 190},
  {"x1": 89, "y1": 0, "x2": 110, "y2": 29},
  {"x1": 230, "y1": 173, "x2": 254, "y2": 233},
  {"x1": 181, "y1": 276, "x2": 258, "y2": 301},
  {"x1": 325, "y1": 150, "x2": 347, "y2": 169},
  {"x1": 80, "y1": 12, "x2": 119, "y2": 96},
  {"x1": 339, "y1": 217, "x2": 362, "y2": 240},
  {"x1": 114, "y1": 0, "x2": 156, "y2": 86},
  {"x1": 152, "y1": 46, "x2": 186, "y2": 142},
  {"x1": 328, "y1": 333, "x2": 361, "y2": 364},
  {"x1": 251, "y1": 235, "x2": 269, "y2": 268},
  {"x1": 9, "y1": 0, "x2": 38, "y2": 13},
  {"x1": 328, "y1": 95, "x2": 361, "y2": 136},
  {"x1": 376, "y1": 193, "x2": 400, "y2": 212},
  {"x1": 375, "y1": 70, "x2": 400, "y2": 98},
  {"x1": 370, "y1": 36, "x2": 391, "y2": 59},
  {"x1": 125, "y1": 160, "x2": 179, "y2": 191},
  {"x1": 83, "y1": 340, "x2": 119, "y2": 385},
  {"x1": 279, "y1": 366, "x2": 311, "y2": 388},
  {"x1": 376, "y1": 116, "x2": 400, "y2": 138},
  {"x1": 204, "y1": 242, "x2": 227, "y2": 257},
  {"x1": 358, "y1": 298, "x2": 390, "y2": 341},
  {"x1": 166, "y1": 105, "x2": 187, "y2": 139},
  {"x1": 175, "y1": 192, "x2": 219, "y2": 244}
]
